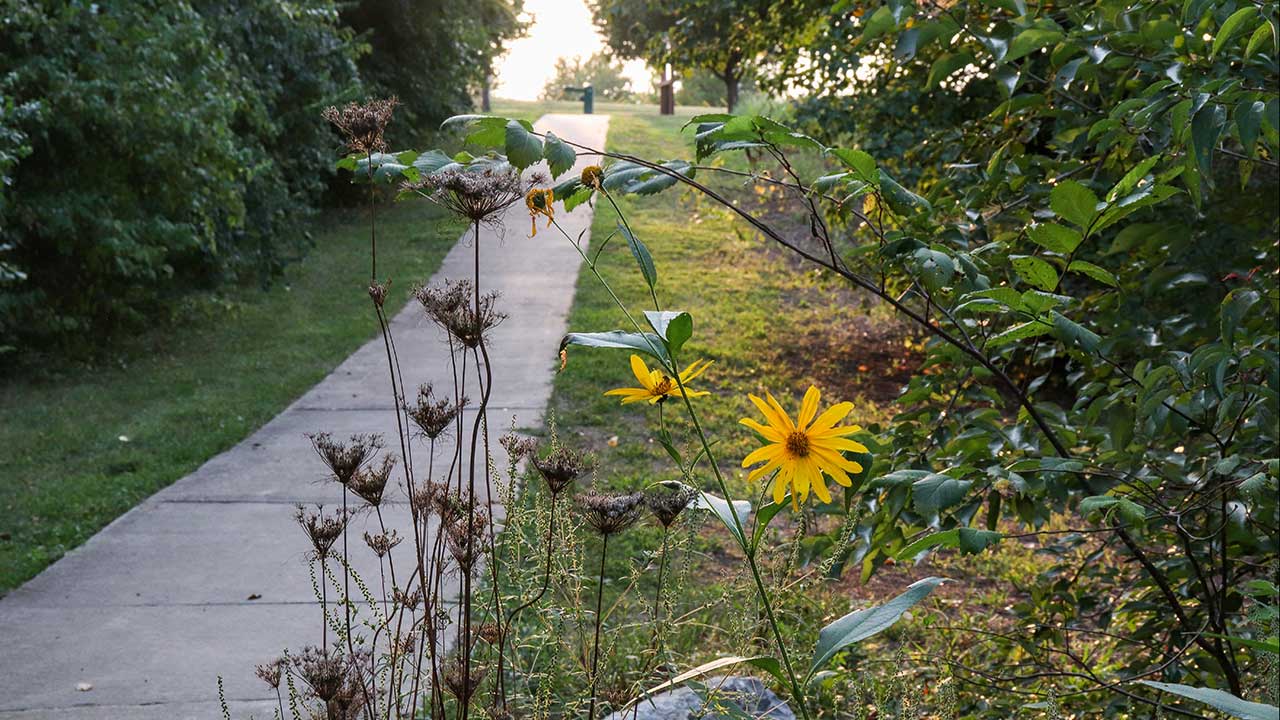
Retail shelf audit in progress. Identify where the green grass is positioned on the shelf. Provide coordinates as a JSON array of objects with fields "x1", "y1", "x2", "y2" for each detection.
[{"x1": 0, "y1": 200, "x2": 465, "y2": 594}]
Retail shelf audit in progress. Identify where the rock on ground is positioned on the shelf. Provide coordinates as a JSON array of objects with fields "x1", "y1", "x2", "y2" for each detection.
[{"x1": 603, "y1": 675, "x2": 796, "y2": 720}]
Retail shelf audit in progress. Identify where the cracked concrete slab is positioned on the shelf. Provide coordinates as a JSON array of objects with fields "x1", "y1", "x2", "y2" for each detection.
[{"x1": 0, "y1": 114, "x2": 609, "y2": 718}]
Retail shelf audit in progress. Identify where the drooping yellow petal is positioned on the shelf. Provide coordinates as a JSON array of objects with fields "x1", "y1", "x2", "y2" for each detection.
[
  {"x1": 772, "y1": 473, "x2": 787, "y2": 504},
  {"x1": 790, "y1": 462, "x2": 809, "y2": 501},
  {"x1": 811, "y1": 469, "x2": 833, "y2": 504},
  {"x1": 797, "y1": 385, "x2": 821, "y2": 430},
  {"x1": 809, "y1": 401, "x2": 854, "y2": 432},
  {"x1": 810, "y1": 447, "x2": 854, "y2": 487},
  {"x1": 809, "y1": 423, "x2": 863, "y2": 439},
  {"x1": 739, "y1": 418, "x2": 785, "y2": 443},
  {"x1": 681, "y1": 388, "x2": 711, "y2": 398}
]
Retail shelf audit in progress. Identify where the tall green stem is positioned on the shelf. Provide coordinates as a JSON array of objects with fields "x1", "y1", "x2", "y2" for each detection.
[{"x1": 587, "y1": 533, "x2": 610, "y2": 719}]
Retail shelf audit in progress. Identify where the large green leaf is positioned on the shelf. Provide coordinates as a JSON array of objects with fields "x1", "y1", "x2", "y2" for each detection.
[
  {"x1": 810, "y1": 577, "x2": 946, "y2": 676},
  {"x1": 542, "y1": 131, "x2": 576, "y2": 179},
  {"x1": 928, "y1": 52, "x2": 975, "y2": 89},
  {"x1": 625, "y1": 655, "x2": 787, "y2": 711},
  {"x1": 644, "y1": 310, "x2": 693, "y2": 356},
  {"x1": 619, "y1": 222, "x2": 657, "y2": 291},
  {"x1": 911, "y1": 473, "x2": 972, "y2": 513},
  {"x1": 691, "y1": 488, "x2": 752, "y2": 547},
  {"x1": 1026, "y1": 223, "x2": 1083, "y2": 254},
  {"x1": 1212, "y1": 7, "x2": 1260, "y2": 58},
  {"x1": 1138, "y1": 681, "x2": 1279, "y2": 720},
  {"x1": 896, "y1": 528, "x2": 1002, "y2": 560},
  {"x1": 505, "y1": 120, "x2": 544, "y2": 170},
  {"x1": 1004, "y1": 28, "x2": 1063, "y2": 63},
  {"x1": 1050, "y1": 180, "x2": 1100, "y2": 229},
  {"x1": 1011, "y1": 255, "x2": 1059, "y2": 290},
  {"x1": 561, "y1": 331, "x2": 670, "y2": 366}
]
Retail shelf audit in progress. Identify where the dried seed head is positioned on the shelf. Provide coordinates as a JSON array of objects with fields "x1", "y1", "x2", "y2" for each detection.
[
  {"x1": 349, "y1": 454, "x2": 396, "y2": 507},
  {"x1": 581, "y1": 164, "x2": 604, "y2": 189},
  {"x1": 406, "y1": 384, "x2": 465, "y2": 440},
  {"x1": 392, "y1": 588, "x2": 421, "y2": 610},
  {"x1": 291, "y1": 646, "x2": 366, "y2": 704},
  {"x1": 368, "y1": 280, "x2": 389, "y2": 308},
  {"x1": 445, "y1": 509, "x2": 490, "y2": 573},
  {"x1": 499, "y1": 432, "x2": 538, "y2": 461},
  {"x1": 476, "y1": 622, "x2": 501, "y2": 645},
  {"x1": 414, "y1": 280, "x2": 505, "y2": 348},
  {"x1": 308, "y1": 432, "x2": 384, "y2": 486},
  {"x1": 255, "y1": 657, "x2": 286, "y2": 689},
  {"x1": 411, "y1": 481, "x2": 464, "y2": 525},
  {"x1": 295, "y1": 505, "x2": 352, "y2": 559},
  {"x1": 443, "y1": 657, "x2": 487, "y2": 705},
  {"x1": 577, "y1": 491, "x2": 645, "y2": 536},
  {"x1": 363, "y1": 529, "x2": 402, "y2": 558},
  {"x1": 531, "y1": 446, "x2": 590, "y2": 494},
  {"x1": 322, "y1": 97, "x2": 398, "y2": 154},
  {"x1": 645, "y1": 483, "x2": 697, "y2": 528},
  {"x1": 403, "y1": 167, "x2": 535, "y2": 223}
]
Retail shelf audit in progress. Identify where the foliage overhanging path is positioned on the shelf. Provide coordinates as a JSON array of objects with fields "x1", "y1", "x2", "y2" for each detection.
[{"x1": 0, "y1": 113, "x2": 610, "y2": 720}]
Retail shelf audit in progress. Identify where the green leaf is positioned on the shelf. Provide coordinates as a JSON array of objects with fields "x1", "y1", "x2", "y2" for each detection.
[
  {"x1": 440, "y1": 114, "x2": 514, "y2": 147},
  {"x1": 928, "y1": 52, "x2": 975, "y2": 89},
  {"x1": 691, "y1": 489, "x2": 752, "y2": 547},
  {"x1": 913, "y1": 248, "x2": 955, "y2": 289},
  {"x1": 1051, "y1": 311, "x2": 1101, "y2": 352},
  {"x1": 810, "y1": 577, "x2": 947, "y2": 676},
  {"x1": 505, "y1": 120, "x2": 544, "y2": 170},
  {"x1": 604, "y1": 160, "x2": 694, "y2": 195},
  {"x1": 1138, "y1": 681, "x2": 1279, "y2": 720},
  {"x1": 958, "y1": 527, "x2": 1003, "y2": 554},
  {"x1": 1027, "y1": 223, "x2": 1083, "y2": 254},
  {"x1": 619, "y1": 222, "x2": 657, "y2": 291},
  {"x1": 751, "y1": 496, "x2": 791, "y2": 552},
  {"x1": 1011, "y1": 255, "x2": 1060, "y2": 291},
  {"x1": 644, "y1": 311, "x2": 693, "y2": 356},
  {"x1": 880, "y1": 172, "x2": 931, "y2": 215},
  {"x1": 988, "y1": 320, "x2": 1053, "y2": 347},
  {"x1": 1067, "y1": 260, "x2": 1119, "y2": 287},
  {"x1": 1238, "y1": 101, "x2": 1265, "y2": 156},
  {"x1": 561, "y1": 331, "x2": 670, "y2": 366},
  {"x1": 912, "y1": 473, "x2": 972, "y2": 513},
  {"x1": 1212, "y1": 7, "x2": 1260, "y2": 58},
  {"x1": 1221, "y1": 288, "x2": 1261, "y2": 344},
  {"x1": 542, "y1": 131, "x2": 576, "y2": 179},
  {"x1": 1192, "y1": 105, "x2": 1228, "y2": 179},
  {"x1": 1050, "y1": 180, "x2": 1100, "y2": 229},
  {"x1": 896, "y1": 528, "x2": 1001, "y2": 560},
  {"x1": 1004, "y1": 28, "x2": 1063, "y2": 64},
  {"x1": 830, "y1": 148, "x2": 879, "y2": 184},
  {"x1": 1245, "y1": 22, "x2": 1274, "y2": 60},
  {"x1": 860, "y1": 5, "x2": 897, "y2": 43}
]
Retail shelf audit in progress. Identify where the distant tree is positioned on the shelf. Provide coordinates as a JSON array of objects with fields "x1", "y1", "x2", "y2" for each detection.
[
  {"x1": 675, "y1": 68, "x2": 756, "y2": 107},
  {"x1": 589, "y1": 0, "x2": 817, "y2": 112},
  {"x1": 340, "y1": 0, "x2": 527, "y2": 143},
  {"x1": 540, "y1": 53, "x2": 635, "y2": 102}
]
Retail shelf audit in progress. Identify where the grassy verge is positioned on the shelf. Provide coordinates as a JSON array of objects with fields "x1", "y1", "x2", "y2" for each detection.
[{"x1": 0, "y1": 200, "x2": 464, "y2": 594}]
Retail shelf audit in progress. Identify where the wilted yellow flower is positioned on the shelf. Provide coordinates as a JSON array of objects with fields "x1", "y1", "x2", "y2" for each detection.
[
  {"x1": 740, "y1": 386, "x2": 866, "y2": 507},
  {"x1": 526, "y1": 188, "x2": 555, "y2": 236},
  {"x1": 604, "y1": 354, "x2": 711, "y2": 405},
  {"x1": 581, "y1": 164, "x2": 604, "y2": 189}
]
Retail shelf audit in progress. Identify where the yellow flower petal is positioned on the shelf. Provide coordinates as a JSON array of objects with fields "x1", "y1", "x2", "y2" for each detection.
[
  {"x1": 630, "y1": 354, "x2": 654, "y2": 389},
  {"x1": 749, "y1": 454, "x2": 785, "y2": 483},
  {"x1": 812, "y1": 437, "x2": 870, "y2": 454},
  {"x1": 797, "y1": 385, "x2": 821, "y2": 429},
  {"x1": 809, "y1": 423, "x2": 862, "y2": 439},
  {"x1": 742, "y1": 443, "x2": 782, "y2": 468},
  {"x1": 809, "y1": 401, "x2": 854, "y2": 432},
  {"x1": 772, "y1": 474, "x2": 787, "y2": 504},
  {"x1": 680, "y1": 358, "x2": 712, "y2": 383},
  {"x1": 739, "y1": 417, "x2": 785, "y2": 443},
  {"x1": 764, "y1": 392, "x2": 796, "y2": 432},
  {"x1": 748, "y1": 393, "x2": 790, "y2": 433},
  {"x1": 811, "y1": 470, "x2": 833, "y2": 503}
]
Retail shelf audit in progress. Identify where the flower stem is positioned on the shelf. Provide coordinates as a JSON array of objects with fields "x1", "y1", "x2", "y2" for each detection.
[{"x1": 587, "y1": 532, "x2": 610, "y2": 719}]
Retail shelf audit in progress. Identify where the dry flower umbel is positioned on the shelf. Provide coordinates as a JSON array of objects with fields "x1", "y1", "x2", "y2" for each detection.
[
  {"x1": 295, "y1": 505, "x2": 352, "y2": 559},
  {"x1": 531, "y1": 446, "x2": 590, "y2": 494},
  {"x1": 577, "y1": 491, "x2": 645, "y2": 536},
  {"x1": 645, "y1": 483, "x2": 697, "y2": 528},
  {"x1": 406, "y1": 167, "x2": 542, "y2": 224},
  {"x1": 308, "y1": 432, "x2": 384, "y2": 486},
  {"x1": 363, "y1": 529, "x2": 402, "y2": 558},
  {"x1": 414, "y1": 279, "x2": 506, "y2": 349},
  {"x1": 407, "y1": 384, "x2": 465, "y2": 440},
  {"x1": 445, "y1": 509, "x2": 490, "y2": 573},
  {"x1": 348, "y1": 455, "x2": 396, "y2": 507},
  {"x1": 321, "y1": 98, "x2": 398, "y2": 155}
]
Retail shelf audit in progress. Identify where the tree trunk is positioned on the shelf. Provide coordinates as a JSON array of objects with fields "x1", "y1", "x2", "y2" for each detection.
[{"x1": 725, "y1": 74, "x2": 739, "y2": 113}]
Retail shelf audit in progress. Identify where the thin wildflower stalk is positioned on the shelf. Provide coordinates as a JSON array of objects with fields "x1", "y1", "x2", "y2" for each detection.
[{"x1": 587, "y1": 532, "x2": 610, "y2": 720}]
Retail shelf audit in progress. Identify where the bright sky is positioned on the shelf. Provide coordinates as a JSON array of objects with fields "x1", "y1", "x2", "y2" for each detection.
[{"x1": 493, "y1": 0, "x2": 651, "y2": 101}]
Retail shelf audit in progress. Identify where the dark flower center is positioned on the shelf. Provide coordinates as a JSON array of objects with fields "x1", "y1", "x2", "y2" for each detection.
[{"x1": 786, "y1": 431, "x2": 811, "y2": 458}]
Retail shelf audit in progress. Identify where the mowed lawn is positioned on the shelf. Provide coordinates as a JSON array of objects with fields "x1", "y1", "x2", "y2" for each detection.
[{"x1": 0, "y1": 200, "x2": 463, "y2": 594}]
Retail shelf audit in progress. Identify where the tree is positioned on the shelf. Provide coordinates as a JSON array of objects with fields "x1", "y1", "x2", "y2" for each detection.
[
  {"x1": 339, "y1": 0, "x2": 527, "y2": 144},
  {"x1": 590, "y1": 0, "x2": 817, "y2": 112},
  {"x1": 540, "y1": 53, "x2": 635, "y2": 102},
  {"x1": 675, "y1": 67, "x2": 757, "y2": 107}
]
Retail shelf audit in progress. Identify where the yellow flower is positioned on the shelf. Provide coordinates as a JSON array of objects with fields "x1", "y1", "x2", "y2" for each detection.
[
  {"x1": 604, "y1": 354, "x2": 712, "y2": 405},
  {"x1": 740, "y1": 386, "x2": 867, "y2": 507},
  {"x1": 526, "y1": 188, "x2": 555, "y2": 236}
]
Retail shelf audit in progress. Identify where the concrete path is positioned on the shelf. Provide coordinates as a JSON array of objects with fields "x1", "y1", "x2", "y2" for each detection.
[{"x1": 0, "y1": 114, "x2": 610, "y2": 719}]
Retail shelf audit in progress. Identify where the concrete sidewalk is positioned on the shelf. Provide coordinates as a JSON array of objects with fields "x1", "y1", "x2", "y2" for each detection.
[{"x1": 0, "y1": 114, "x2": 610, "y2": 719}]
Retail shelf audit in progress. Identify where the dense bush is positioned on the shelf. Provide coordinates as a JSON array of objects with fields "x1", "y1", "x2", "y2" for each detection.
[{"x1": 0, "y1": 0, "x2": 525, "y2": 351}]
